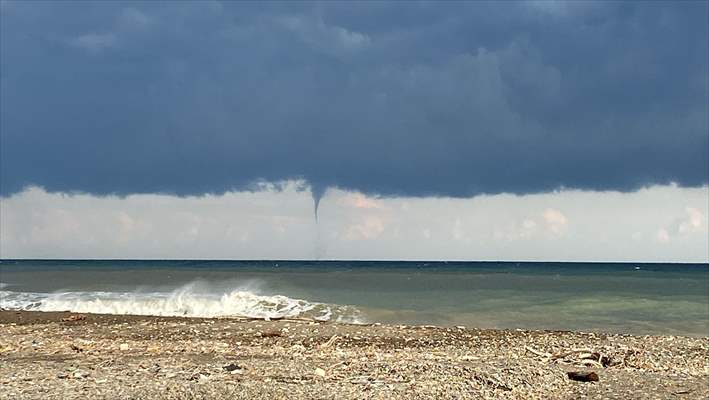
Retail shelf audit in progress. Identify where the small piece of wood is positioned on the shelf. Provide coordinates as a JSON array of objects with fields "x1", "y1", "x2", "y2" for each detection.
[
  {"x1": 524, "y1": 346, "x2": 551, "y2": 358},
  {"x1": 553, "y1": 348, "x2": 593, "y2": 359},
  {"x1": 321, "y1": 335, "x2": 339, "y2": 348},
  {"x1": 580, "y1": 359, "x2": 604, "y2": 368},
  {"x1": 567, "y1": 371, "x2": 599, "y2": 382}
]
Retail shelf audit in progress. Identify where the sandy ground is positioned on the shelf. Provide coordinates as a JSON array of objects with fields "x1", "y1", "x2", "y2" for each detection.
[{"x1": 0, "y1": 310, "x2": 707, "y2": 399}]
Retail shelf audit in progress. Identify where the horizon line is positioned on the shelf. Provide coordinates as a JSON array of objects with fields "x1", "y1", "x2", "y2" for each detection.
[{"x1": 1, "y1": 258, "x2": 707, "y2": 265}]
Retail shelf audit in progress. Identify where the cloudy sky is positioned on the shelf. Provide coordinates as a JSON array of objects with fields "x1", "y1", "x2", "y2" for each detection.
[{"x1": 1, "y1": 1, "x2": 707, "y2": 261}]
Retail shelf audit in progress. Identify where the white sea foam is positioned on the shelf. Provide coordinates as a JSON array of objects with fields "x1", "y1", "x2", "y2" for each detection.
[{"x1": 0, "y1": 282, "x2": 363, "y2": 323}]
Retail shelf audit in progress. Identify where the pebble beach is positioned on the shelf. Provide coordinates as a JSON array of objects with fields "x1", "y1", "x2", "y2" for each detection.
[{"x1": 1, "y1": 310, "x2": 707, "y2": 399}]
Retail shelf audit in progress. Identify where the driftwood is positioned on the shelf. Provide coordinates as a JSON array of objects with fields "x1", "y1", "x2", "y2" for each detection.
[
  {"x1": 321, "y1": 335, "x2": 339, "y2": 348},
  {"x1": 552, "y1": 348, "x2": 593, "y2": 359},
  {"x1": 525, "y1": 346, "x2": 551, "y2": 358},
  {"x1": 525, "y1": 346, "x2": 614, "y2": 368},
  {"x1": 567, "y1": 371, "x2": 599, "y2": 382},
  {"x1": 579, "y1": 359, "x2": 604, "y2": 368}
]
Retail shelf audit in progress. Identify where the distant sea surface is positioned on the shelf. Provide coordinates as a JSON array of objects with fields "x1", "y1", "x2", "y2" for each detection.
[{"x1": 1, "y1": 260, "x2": 707, "y2": 336}]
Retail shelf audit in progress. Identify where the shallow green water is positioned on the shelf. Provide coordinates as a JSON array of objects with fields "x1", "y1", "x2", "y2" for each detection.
[{"x1": 1, "y1": 260, "x2": 707, "y2": 336}]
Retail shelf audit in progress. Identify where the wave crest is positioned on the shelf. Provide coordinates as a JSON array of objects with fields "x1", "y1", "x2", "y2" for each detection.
[{"x1": 0, "y1": 283, "x2": 363, "y2": 323}]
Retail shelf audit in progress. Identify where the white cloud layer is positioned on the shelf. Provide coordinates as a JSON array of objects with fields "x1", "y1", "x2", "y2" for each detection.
[{"x1": 1, "y1": 183, "x2": 707, "y2": 262}]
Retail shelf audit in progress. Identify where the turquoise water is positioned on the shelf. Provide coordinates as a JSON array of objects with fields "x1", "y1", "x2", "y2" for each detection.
[{"x1": 1, "y1": 260, "x2": 707, "y2": 336}]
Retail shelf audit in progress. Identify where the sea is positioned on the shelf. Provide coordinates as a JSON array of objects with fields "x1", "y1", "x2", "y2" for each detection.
[{"x1": 1, "y1": 260, "x2": 707, "y2": 336}]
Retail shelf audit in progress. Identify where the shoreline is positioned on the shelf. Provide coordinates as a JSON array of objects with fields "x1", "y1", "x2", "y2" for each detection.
[
  {"x1": 1, "y1": 310, "x2": 707, "y2": 399},
  {"x1": 0, "y1": 308, "x2": 704, "y2": 338}
]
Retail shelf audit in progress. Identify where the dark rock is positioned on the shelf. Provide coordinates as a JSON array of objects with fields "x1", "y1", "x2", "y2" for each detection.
[
  {"x1": 223, "y1": 363, "x2": 242, "y2": 372},
  {"x1": 567, "y1": 371, "x2": 599, "y2": 382}
]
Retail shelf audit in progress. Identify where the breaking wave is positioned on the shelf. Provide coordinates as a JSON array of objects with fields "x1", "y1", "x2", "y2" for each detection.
[{"x1": 0, "y1": 282, "x2": 363, "y2": 323}]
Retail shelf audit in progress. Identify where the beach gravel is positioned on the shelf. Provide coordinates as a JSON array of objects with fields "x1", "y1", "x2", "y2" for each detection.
[{"x1": 0, "y1": 311, "x2": 707, "y2": 399}]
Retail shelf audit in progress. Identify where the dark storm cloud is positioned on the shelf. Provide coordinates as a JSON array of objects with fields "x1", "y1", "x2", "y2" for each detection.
[{"x1": 1, "y1": 0, "x2": 707, "y2": 199}]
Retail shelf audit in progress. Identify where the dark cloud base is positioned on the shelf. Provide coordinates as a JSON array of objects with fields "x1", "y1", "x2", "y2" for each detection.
[{"x1": 1, "y1": 1, "x2": 707, "y2": 199}]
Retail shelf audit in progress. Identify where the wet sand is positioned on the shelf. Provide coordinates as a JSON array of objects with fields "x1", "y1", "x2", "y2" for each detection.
[{"x1": 0, "y1": 310, "x2": 707, "y2": 399}]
